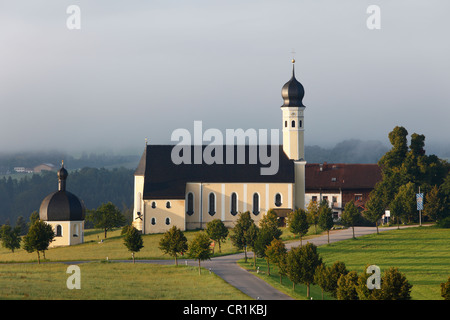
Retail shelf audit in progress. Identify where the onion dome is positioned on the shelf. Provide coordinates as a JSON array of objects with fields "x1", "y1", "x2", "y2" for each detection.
[
  {"x1": 39, "y1": 161, "x2": 86, "y2": 221},
  {"x1": 281, "y1": 59, "x2": 305, "y2": 108}
]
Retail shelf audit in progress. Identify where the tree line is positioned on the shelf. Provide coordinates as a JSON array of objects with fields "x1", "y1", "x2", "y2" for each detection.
[{"x1": 0, "y1": 167, "x2": 134, "y2": 226}]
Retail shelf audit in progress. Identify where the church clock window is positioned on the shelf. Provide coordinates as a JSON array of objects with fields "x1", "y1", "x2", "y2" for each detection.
[
  {"x1": 230, "y1": 192, "x2": 238, "y2": 216},
  {"x1": 186, "y1": 192, "x2": 194, "y2": 216},
  {"x1": 209, "y1": 193, "x2": 216, "y2": 216},
  {"x1": 275, "y1": 193, "x2": 282, "y2": 207},
  {"x1": 252, "y1": 193, "x2": 260, "y2": 215}
]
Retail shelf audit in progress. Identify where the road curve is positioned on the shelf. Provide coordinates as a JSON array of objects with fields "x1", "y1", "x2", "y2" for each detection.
[{"x1": 114, "y1": 225, "x2": 422, "y2": 300}]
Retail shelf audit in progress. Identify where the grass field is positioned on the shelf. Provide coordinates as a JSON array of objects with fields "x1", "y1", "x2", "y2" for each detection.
[
  {"x1": 0, "y1": 225, "x2": 448, "y2": 300},
  {"x1": 239, "y1": 226, "x2": 450, "y2": 300},
  {"x1": 0, "y1": 262, "x2": 250, "y2": 300}
]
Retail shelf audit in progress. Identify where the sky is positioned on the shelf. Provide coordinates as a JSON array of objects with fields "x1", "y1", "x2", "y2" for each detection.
[{"x1": 1, "y1": 0, "x2": 449, "y2": 155}]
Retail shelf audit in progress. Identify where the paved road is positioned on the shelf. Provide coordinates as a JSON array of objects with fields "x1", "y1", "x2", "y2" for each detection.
[{"x1": 114, "y1": 225, "x2": 422, "y2": 300}]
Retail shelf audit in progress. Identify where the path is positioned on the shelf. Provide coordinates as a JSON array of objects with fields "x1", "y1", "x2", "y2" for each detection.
[{"x1": 118, "y1": 225, "x2": 421, "y2": 300}]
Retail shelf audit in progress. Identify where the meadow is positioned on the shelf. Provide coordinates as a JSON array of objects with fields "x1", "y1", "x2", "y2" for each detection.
[{"x1": 239, "y1": 226, "x2": 450, "y2": 300}]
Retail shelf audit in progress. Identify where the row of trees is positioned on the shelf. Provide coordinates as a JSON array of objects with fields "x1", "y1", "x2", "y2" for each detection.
[{"x1": 365, "y1": 126, "x2": 450, "y2": 229}]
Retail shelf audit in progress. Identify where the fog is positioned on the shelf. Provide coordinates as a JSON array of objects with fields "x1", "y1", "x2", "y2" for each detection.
[{"x1": 1, "y1": 1, "x2": 449, "y2": 156}]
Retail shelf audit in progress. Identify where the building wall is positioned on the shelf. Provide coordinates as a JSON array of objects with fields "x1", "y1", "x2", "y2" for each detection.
[
  {"x1": 143, "y1": 199, "x2": 186, "y2": 234},
  {"x1": 46, "y1": 220, "x2": 84, "y2": 247},
  {"x1": 138, "y1": 182, "x2": 294, "y2": 234}
]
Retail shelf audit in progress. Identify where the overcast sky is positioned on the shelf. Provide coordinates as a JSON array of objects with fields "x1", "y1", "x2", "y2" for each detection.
[{"x1": 1, "y1": 0, "x2": 449, "y2": 155}]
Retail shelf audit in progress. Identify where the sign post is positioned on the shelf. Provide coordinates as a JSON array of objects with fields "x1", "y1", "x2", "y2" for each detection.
[{"x1": 416, "y1": 187, "x2": 423, "y2": 227}]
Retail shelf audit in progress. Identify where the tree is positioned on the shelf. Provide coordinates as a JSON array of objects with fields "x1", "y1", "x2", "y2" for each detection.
[
  {"x1": 22, "y1": 220, "x2": 55, "y2": 264},
  {"x1": 396, "y1": 182, "x2": 417, "y2": 224},
  {"x1": 265, "y1": 238, "x2": 287, "y2": 284},
  {"x1": 317, "y1": 200, "x2": 334, "y2": 243},
  {"x1": 123, "y1": 225, "x2": 144, "y2": 263},
  {"x1": 230, "y1": 211, "x2": 255, "y2": 263},
  {"x1": 286, "y1": 243, "x2": 322, "y2": 298},
  {"x1": 254, "y1": 211, "x2": 282, "y2": 275},
  {"x1": 205, "y1": 219, "x2": 228, "y2": 254},
  {"x1": 423, "y1": 185, "x2": 446, "y2": 222},
  {"x1": 87, "y1": 202, "x2": 126, "y2": 238},
  {"x1": 327, "y1": 261, "x2": 349, "y2": 298},
  {"x1": 314, "y1": 263, "x2": 330, "y2": 300},
  {"x1": 0, "y1": 224, "x2": 21, "y2": 253},
  {"x1": 15, "y1": 216, "x2": 28, "y2": 236},
  {"x1": 187, "y1": 232, "x2": 212, "y2": 275},
  {"x1": 440, "y1": 277, "x2": 450, "y2": 300},
  {"x1": 341, "y1": 201, "x2": 360, "y2": 238},
  {"x1": 336, "y1": 271, "x2": 359, "y2": 300},
  {"x1": 245, "y1": 223, "x2": 259, "y2": 269},
  {"x1": 378, "y1": 267, "x2": 412, "y2": 300},
  {"x1": 306, "y1": 199, "x2": 320, "y2": 234},
  {"x1": 287, "y1": 208, "x2": 309, "y2": 246},
  {"x1": 159, "y1": 226, "x2": 188, "y2": 266},
  {"x1": 364, "y1": 189, "x2": 385, "y2": 234}
]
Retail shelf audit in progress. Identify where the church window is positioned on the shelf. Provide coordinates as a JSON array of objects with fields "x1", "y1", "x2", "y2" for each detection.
[
  {"x1": 275, "y1": 193, "x2": 282, "y2": 207},
  {"x1": 230, "y1": 192, "x2": 238, "y2": 216},
  {"x1": 166, "y1": 201, "x2": 171, "y2": 208},
  {"x1": 151, "y1": 202, "x2": 156, "y2": 209},
  {"x1": 165, "y1": 217, "x2": 171, "y2": 225},
  {"x1": 284, "y1": 121, "x2": 287, "y2": 127},
  {"x1": 56, "y1": 225, "x2": 62, "y2": 237},
  {"x1": 299, "y1": 120, "x2": 302, "y2": 127},
  {"x1": 73, "y1": 224, "x2": 79, "y2": 237},
  {"x1": 291, "y1": 120, "x2": 295, "y2": 128},
  {"x1": 252, "y1": 193, "x2": 260, "y2": 215},
  {"x1": 186, "y1": 192, "x2": 194, "y2": 216},
  {"x1": 151, "y1": 217, "x2": 156, "y2": 225},
  {"x1": 209, "y1": 193, "x2": 216, "y2": 216}
]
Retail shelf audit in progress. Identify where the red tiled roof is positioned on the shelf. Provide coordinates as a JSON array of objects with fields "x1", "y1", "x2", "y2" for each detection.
[{"x1": 305, "y1": 163, "x2": 382, "y2": 190}]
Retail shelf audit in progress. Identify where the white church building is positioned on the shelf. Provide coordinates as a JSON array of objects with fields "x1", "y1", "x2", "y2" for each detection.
[{"x1": 133, "y1": 60, "x2": 308, "y2": 234}]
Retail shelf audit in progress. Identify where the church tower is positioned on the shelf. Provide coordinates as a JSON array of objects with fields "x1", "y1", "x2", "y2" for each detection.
[
  {"x1": 281, "y1": 59, "x2": 307, "y2": 210},
  {"x1": 281, "y1": 59, "x2": 305, "y2": 161}
]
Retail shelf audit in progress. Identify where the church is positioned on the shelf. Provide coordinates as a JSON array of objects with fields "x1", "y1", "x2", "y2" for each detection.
[{"x1": 132, "y1": 60, "x2": 308, "y2": 234}]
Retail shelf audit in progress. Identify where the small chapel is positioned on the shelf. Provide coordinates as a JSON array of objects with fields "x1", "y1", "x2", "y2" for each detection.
[
  {"x1": 39, "y1": 162, "x2": 86, "y2": 247},
  {"x1": 133, "y1": 60, "x2": 307, "y2": 234}
]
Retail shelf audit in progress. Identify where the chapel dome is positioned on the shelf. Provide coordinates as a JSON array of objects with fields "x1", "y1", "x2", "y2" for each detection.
[
  {"x1": 281, "y1": 59, "x2": 305, "y2": 108},
  {"x1": 39, "y1": 190, "x2": 86, "y2": 221},
  {"x1": 39, "y1": 161, "x2": 86, "y2": 222}
]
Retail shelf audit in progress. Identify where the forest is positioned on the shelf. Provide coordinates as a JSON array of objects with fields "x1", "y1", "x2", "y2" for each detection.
[{"x1": 0, "y1": 167, "x2": 134, "y2": 225}]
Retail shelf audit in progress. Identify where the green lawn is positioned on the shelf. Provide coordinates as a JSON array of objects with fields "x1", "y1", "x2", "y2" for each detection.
[
  {"x1": 239, "y1": 226, "x2": 450, "y2": 300},
  {"x1": 0, "y1": 262, "x2": 250, "y2": 300}
]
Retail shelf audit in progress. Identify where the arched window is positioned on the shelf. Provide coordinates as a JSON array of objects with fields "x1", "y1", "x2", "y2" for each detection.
[
  {"x1": 291, "y1": 120, "x2": 296, "y2": 128},
  {"x1": 299, "y1": 120, "x2": 302, "y2": 128},
  {"x1": 275, "y1": 193, "x2": 282, "y2": 207},
  {"x1": 284, "y1": 120, "x2": 287, "y2": 127},
  {"x1": 209, "y1": 193, "x2": 216, "y2": 216},
  {"x1": 253, "y1": 193, "x2": 260, "y2": 215},
  {"x1": 151, "y1": 202, "x2": 156, "y2": 209},
  {"x1": 230, "y1": 192, "x2": 238, "y2": 216},
  {"x1": 151, "y1": 217, "x2": 156, "y2": 225},
  {"x1": 73, "y1": 224, "x2": 79, "y2": 237},
  {"x1": 186, "y1": 192, "x2": 194, "y2": 216},
  {"x1": 165, "y1": 217, "x2": 171, "y2": 225},
  {"x1": 166, "y1": 201, "x2": 171, "y2": 208},
  {"x1": 56, "y1": 225, "x2": 62, "y2": 237}
]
